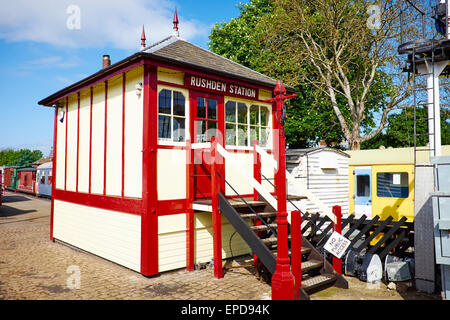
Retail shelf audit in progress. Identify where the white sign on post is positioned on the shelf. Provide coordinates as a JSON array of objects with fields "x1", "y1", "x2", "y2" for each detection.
[{"x1": 323, "y1": 232, "x2": 351, "y2": 259}]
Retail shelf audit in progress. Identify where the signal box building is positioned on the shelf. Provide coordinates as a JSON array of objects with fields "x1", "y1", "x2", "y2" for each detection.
[{"x1": 38, "y1": 19, "x2": 296, "y2": 277}]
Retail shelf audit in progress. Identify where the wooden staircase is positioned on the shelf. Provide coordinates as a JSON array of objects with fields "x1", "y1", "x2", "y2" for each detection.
[{"x1": 209, "y1": 193, "x2": 348, "y2": 300}]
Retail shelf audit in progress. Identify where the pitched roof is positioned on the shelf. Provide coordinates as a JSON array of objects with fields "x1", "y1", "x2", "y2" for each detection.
[
  {"x1": 143, "y1": 36, "x2": 283, "y2": 89},
  {"x1": 39, "y1": 35, "x2": 294, "y2": 106}
]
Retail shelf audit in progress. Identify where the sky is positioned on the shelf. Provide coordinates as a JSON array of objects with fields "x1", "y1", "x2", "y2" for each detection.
[{"x1": 0, "y1": 0, "x2": 244, "y2": 156}]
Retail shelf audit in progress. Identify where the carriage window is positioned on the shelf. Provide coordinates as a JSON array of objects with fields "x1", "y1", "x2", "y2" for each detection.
[
  {"x1": 356, "y1": 175, "x2": 370, "y2": 197},
  {"x1": 158, "y1": 89, "x2": 186, "y2": 142},
  {"x1": 40, "y1": 175, "x2": 46, "y2": 185},
  {"x1": 48, "y1": 176, "x2": 52, "y2": 185},
  {"x1": 225, "y1": 100, "x2": 270, "y2": 147},
  {"x1": 377, "y1": 172, "x2": 409, "y2": 198}
]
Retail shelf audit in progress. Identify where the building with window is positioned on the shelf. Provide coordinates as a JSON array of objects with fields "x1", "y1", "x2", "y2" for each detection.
[
  {"x1": 37, "y1": 18, "x2": 295, "y2": 276},
  {"x1": 347, "y1": 145, "x2": 450, "y2": 222}
]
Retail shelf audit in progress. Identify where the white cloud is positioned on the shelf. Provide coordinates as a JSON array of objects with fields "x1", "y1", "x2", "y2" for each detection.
[{"x1": 0, "y1": 0, "x2": 208, "y2": 50}]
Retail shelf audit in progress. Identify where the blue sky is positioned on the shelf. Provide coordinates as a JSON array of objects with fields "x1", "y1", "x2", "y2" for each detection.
[{"x1": 0, "y1": 0, "x2": 244, "y2": 156}]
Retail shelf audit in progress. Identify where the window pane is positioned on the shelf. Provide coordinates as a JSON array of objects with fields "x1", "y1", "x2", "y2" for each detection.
[
  {"x1": 208, "y1": 99, "x2": 217, "y2": 120},
  {"x1": 261, "y1": 107, "x2": 269, "y2": 126},
  {"x1": 250, "y1": 105, "x2": 259, "y2": 125},
  {"x1": 225, "y1": 101, "x2": 236, "y2": 122},
  {"x1": 225, "y1": 123, "x2": 236, "y2": 145},
  {"x1": 237, "y1": 124, "x2": 248, "y2": 146},
  {"x1": 173, "y1": 91, "x2": 185, "y2": 116},
  {"x1": 207, "y1": 121, "x2": 217, "y2": 141},
  {"x1": 377, "y1": 172, "x2": 409, "y2": 198},
  {"x1": 238, "y1": 103, "x2": 247, "y2": 124},
  {"x1": 261, "y1": 127, "x2": 269, "y2": 147},
  {"x1": 356, "y1": 175, "x2": 370, "y2": 197},
  {"x1": 173, "y1": 117, "x2": 185, "y2": 142},
  {"x1": 158, "y1": 115, "x2": 171, "y2": 139},
  {"x1": 158, "y1": 90, "x2": 171, "y2": 114},
  {"x1": 196, "y1": 120, "x2": 207, "y2": 143},
  {"x1": 197, "y1": 97, "x2": 206, "y2": 119},
  {"x1": 250, "y1": 125, "x2": 259, "y2": 144}
]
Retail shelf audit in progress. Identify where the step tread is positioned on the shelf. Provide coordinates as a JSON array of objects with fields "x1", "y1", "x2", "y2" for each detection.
[
  {"x1": 240, "y1": 212, "x2": 277, "y2": 219},
  {"x1": 302, "y1": 274, "x2": 337, "y2": 292},
  {"x1": 271, "y1": 247, "x2": 311, "y2": 256},
  {"x1": 301, "y1": 259, "x2": 324, "y2": 273},
  {"x1": 250, "y1": 223, "x2": 277, "y2": 231}
]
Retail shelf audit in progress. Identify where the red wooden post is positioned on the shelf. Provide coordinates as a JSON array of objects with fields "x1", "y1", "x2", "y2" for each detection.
[
  {"x1": 186, "y1": 138, "x2": 195, "y2": 271},
  {"x1": 270, "y1": 80, "x2": 295, "y2": 300},
  {"x1": 210, "y1": 137, "x2": 223, "y2": 279},
  {"x1": 291, "y1": 210, "x2": 302, "y2": 300},
  {"x1": 332, "y1": 205, "x2": 342, "y2": 274}
]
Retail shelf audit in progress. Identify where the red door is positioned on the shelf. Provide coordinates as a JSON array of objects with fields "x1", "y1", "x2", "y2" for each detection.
[{"x1": 190, "y1": 91, "x2": 224, "y2": 200}]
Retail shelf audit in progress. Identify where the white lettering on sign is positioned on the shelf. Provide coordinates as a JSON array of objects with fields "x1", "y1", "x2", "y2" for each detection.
[
  {"x1": 187, "y1": 76, "x2": 256, "y2": 99},
  {"x1": 323, "y1": 232, "x2": 351, "y2": 259}
]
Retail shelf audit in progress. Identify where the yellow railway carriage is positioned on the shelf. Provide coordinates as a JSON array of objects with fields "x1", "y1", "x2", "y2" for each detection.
[{"x1": 347, "y1": 145, "x2": 450, "y2": 223}]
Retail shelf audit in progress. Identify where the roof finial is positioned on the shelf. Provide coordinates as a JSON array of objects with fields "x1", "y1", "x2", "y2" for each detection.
[
  {"x1": 141, "y1": 25, "x2": 146, "y2": 50},
  {"x1": 173, "y1": 7, "x2": 179, "y2": 37}
]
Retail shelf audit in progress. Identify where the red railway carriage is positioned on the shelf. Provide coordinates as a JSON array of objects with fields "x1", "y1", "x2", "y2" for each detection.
[
  {"x1": 0, "y1": 170, "x2": 2, "y2": 206},
  {"x1": 16, "y1": 168, "x2": 36, "y2": 195}
]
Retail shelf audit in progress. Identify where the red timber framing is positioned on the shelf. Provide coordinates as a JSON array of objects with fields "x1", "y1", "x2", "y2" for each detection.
[
  {"x1": 44, "y1": 51, "x2": 291, "y2": 280},
  {"x1": 141, "y1": 65, "x2": 159, "y2": 276}
]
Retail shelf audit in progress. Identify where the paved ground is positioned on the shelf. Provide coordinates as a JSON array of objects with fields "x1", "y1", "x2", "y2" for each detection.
[{"x1": 0, "y1": 191, "x2": 443, "y2": 300}]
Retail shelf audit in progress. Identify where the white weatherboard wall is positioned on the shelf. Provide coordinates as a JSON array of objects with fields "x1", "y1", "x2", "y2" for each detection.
[
  {"x1": 53, "y1": 200, "x2": 141, "y2": 272},
  {"x1": 158, "y1": 214, "x2": 187, "y2": 272},
  {"x1": 224, "y1": 151, "x2": 274, "y2": 197},
  {"x1": 106, "y1": 75, "x2": 123, "y2": 196},
  {"x1": 78, "y1": 89, "x2": 91, "y2": 193},
  {"x1": 124, "y1": 66, "x2": 143, "y2": 198},
  {"x1": 66, "y1": 95, "x2": 78, "y2": 192},
  {"x1": 157, "y1": 149, "x2": 186, "y2": 200},
  {"x1": 194, "y1": 211, "x2": 251, "y2": 263},
  {"x1": 287, "y1": 149, "x2": 349, "y2": 216},
  {"x1": 55, "y1": 105, "x2": 66, "y2": 190},
  {"x1": 91, "y1": 84, "x2": 105, "y2": 195}
]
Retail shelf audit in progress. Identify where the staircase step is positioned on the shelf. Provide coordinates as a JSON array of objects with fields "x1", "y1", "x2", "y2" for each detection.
[
  {"x1": 228, "y1": 199, "x2": 267, "y2": 208},
  {"x1": 261, "y1": 235, "x2": 291, "y2": 246},
  {"x1": 274, "y1": 195, "x2": 308, "y2": 201},
  {"x1": 301, "y1": 259, "x2": 324, "y2": 273},
  {"x1": 250, "y1": 223, "x2": 277, "y2": 231},
  {"x1": 302, "y1": 274, "x2": 337, "y2": 292},
  {"x1": 240, "y1": 212, "x2": 277, "y2": 219},
  {"x1": 271, "y1": 247, "x2": 311, "y2": 257}
]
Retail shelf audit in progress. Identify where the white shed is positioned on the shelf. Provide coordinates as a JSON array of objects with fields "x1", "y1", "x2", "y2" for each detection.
[{"x1": 286, "y1": 147, "x2": 350, "y2": 217}]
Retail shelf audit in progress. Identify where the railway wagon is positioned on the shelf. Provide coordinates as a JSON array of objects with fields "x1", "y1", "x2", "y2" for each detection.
[
  {"x1": 3, "y1": 166, "x2": 19, "y2": 191},
  {"x1": 36, "y1": 162, "x2": 52, "y2": 198},
  {"x1": 16, "y1": 168, "x2": 36, "y2": 195},
  {"x1": 347, "y1": 145, "x2": 450, "y2": 223}
]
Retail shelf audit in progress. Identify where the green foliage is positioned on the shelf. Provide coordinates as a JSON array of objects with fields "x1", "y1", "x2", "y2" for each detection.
[
  {"x1": 0, "y1": 149, "x2": 43, "y2": 167},
  {"x1": 209, "y1": 0, "x2": 401, "y2": 149},
  {"x1": 361, "y1": 108, "x2": 450, "y2": 149}
]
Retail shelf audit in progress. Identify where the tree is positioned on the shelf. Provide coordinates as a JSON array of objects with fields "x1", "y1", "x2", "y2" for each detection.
[
  {"x1": 362, "y1": 107, "x2": 450, "y2": 149},
  {"x1": 209, "y1": 0, "x2": 348, "y2": 147},
  {"x1": 253, "y1": 0, "x2": 421, "y2": 150},
  {"x1": 0, "y1": 149, "x2": 43, "y2": 167}
]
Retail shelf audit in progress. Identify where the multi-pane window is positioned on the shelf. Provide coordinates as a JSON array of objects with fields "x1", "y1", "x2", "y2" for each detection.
[
  {"x1": 158, "y1": 89, "x2": 186, "y2": 142},
  {"x1": 377, "y1": 172, "x2": 409, "y2": 198},
  {"x1": 225, "y1": 100, "x2": 270, "y2": 147},
  {"x1": 196, "y1": 97, "x2": 218, "y2": 142}
]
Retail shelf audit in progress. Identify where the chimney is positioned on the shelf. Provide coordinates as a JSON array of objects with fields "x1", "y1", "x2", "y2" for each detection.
[{"x1": 102, "y1": 55, "x2": 111, "y2": 69}]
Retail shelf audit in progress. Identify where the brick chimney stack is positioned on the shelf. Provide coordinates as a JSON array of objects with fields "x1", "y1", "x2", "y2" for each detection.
[{"x1": 102, "y1": 55, "x2": 111, "y2": 69}]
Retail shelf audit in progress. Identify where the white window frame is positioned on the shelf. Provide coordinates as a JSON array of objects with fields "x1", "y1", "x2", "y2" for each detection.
[
  {"x1": 224, "y1": 97, "x2": 272, "y2": 150},
  {"x1": 157, "y1": 85, "x2": 189, "y2": 146}
]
